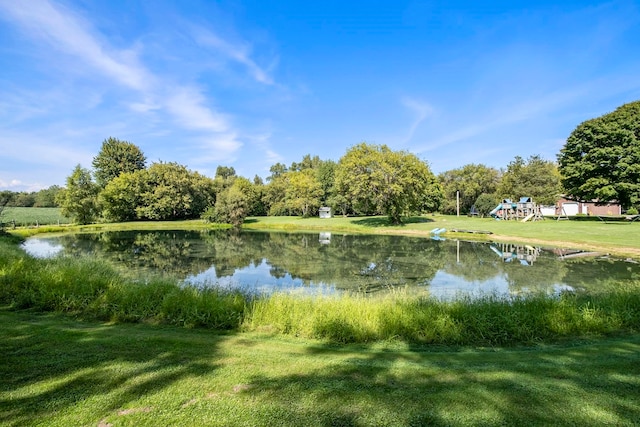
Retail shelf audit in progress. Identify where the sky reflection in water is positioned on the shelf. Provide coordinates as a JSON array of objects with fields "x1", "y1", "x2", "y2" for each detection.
[{"x1": 21, "y1": 230, "x2": 640, "y2": 299}]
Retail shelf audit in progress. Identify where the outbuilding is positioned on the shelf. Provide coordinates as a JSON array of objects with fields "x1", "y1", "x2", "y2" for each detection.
[
  {"x1": 319, "y1": 207, "x2": 332, "y2": 218},
  {"x1": 556, "y1": 197, "x2": 622, "y2": 216}
]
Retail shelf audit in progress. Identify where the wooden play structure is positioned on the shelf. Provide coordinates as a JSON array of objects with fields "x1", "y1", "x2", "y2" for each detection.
[{"x1": 490, "y1": 197, "x2": 544, "y2": 221}]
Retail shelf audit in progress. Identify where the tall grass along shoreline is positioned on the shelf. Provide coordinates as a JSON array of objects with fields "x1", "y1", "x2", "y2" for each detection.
[{"x1": 1, "y1": 234, "x2": 639, "y2": 346}]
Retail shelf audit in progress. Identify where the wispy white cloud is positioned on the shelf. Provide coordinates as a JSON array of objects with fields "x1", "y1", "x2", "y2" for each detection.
[
  {"x1": 400, "y1": 96, "x2": 433, "y2": 145},
  {"x1": 0, "y1": 0, "x2": 246, "y2": 167},
  {"x1": 196, "y1": 133, "x2": 243, "y2": 161},
  {"x1": 414, "y1": 73, "x2": 640, "y2": 154},
  {"x1": 0, "y1": 0, "x2": 151, "y2": 91},
  {"x1": 164, "y1": 86, "x2": 230, "y2": 133},
  {"x1": 0, "y1": 179, "x2": 45, "y2": 192},
  {"x1": 192, "y1": 26, "x2": 275, "y2": 85}
]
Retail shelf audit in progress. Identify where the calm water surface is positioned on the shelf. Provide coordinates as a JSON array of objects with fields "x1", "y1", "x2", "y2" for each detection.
[{"x1": 22, "y1": 230, "x2": 640, "y2": 299}]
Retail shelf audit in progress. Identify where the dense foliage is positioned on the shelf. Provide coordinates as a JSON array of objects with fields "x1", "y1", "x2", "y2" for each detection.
[
  {"x1": 92, "y1": 137, "x2": 147, "y2": 188},
  {"x1": 558, "y1": 101, "x2": 640, "y2": 210},
  {"x1": 438, "y1": 164, "x2": 500, "y2": 214},
  {"x1": 474, "y1": 193, "x2": 500, "y2": 217},
  {"x1": 56, "y1": 165, "x2": 99, "y2": 224},
  {"x1": 498, "y1": 155, "x2": 562, "y2": 205},
  {"x1": 207, "y1": 181, "x2": 249, "y2": 227},
  {"x1": 0, "y1": 186, "x2": 63, "y2": 208},
  {"x1": 335, "y1": 143, "x2": 442, "y2": 224}
]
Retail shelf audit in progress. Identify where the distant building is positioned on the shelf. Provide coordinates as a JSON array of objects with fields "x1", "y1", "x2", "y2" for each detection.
[
  {"x1": 555, "y1": 197, "x2": 622, "y2": 216},
  {"x1": 319, "y1": 207, "x2": 332, "y2": 218}
]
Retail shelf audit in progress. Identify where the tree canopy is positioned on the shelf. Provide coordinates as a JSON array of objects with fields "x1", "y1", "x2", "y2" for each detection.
[
  {"x1": 92, "y1": 137, "x2": 147, "y2": 188},
  {"x1": 136, "y1": 162, "x2": 215, "y2": 221},
  {"x1": 56, "y1": 165, "x2": 99, "y2": 224},
  {"x1": 100, "y1": 162, "x2": 215, "y2": 221},
  {"x1": 207, "y1": 181, "x2": 249, "y2": 228},
  {"x1": 498, "y1": 155, "x2": 562, "y2": 205},
  {"x1": 438, "y1": 164, "x2": 499, "y2": 215},
  {"x1": 335, "y1": 143, "x2": 442, "y2": 224},
  {"x1": 285, "y1": 169, "x2": 324, "y2": 217},
  {"x1": 558, "y1": 101, "x2": 640, "y2": 210}
]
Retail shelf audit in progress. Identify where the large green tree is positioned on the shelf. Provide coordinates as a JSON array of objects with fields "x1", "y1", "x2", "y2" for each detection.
[
  {"x1": 262, "y1": 174, "x2": 289, "y2": 216},
  {"x1": 285, "y1": 169, "x2": 324, "y2": 217},
  {"x1": 316, "y1": 159, "x2": 337, "y2": 205},
  {"x1": 230, "y1": 176, "x2": 265, "y2": 216},
  {"x1": 135, "y1": 162, "x2": 215, "y2": 220},
  {"x1": 99, "y1": 162, "x2": 215, "y2": 221},
  {"x1": 438, "y1": 164, "x2": 500, "y2": 215},
  {"x1": 335, "y1": 143, "x2": 442, "y2": 224},
  {"x1": 558, "y1": 101, "x2": 640, "y2": 210},
  {"x1": 99, "y1": 171, "x2": 146, "y2": 222},
  {"x1": 92, "y1": 137, "x2": 147, "y2": 188},
  {"x1": 56, "y1": 165, "x2": 99, "y2": 224},
  {"x1": 498, "y1": 155, "x2": 562, "y2": 205}
]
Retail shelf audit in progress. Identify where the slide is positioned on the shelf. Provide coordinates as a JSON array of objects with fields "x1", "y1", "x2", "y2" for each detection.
[
  {"x1": 521, "y1": 213, "x2": 535, "y2": 222},
  {"x1": 489, "y1": 204, "x2": 502, "y2": 219}
]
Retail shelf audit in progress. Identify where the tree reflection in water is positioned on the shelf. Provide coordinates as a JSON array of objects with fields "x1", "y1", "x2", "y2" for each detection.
[{"x1": 22, "y1": 230, "x2": 640, "y2": 297}]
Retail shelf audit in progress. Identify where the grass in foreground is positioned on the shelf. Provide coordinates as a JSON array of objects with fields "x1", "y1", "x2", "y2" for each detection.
[{"x1": 1, "y1": 309, "x2": 639, "y2": 426}]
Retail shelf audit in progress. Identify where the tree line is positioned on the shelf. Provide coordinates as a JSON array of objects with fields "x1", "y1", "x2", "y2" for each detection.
[
  {"x1": 55, "y1": 140, "x2": 444, "y2": 226},
  {"x1": 0, "y1": 186, "x2": 63, "y2": 208},
  {"x1": 17, "y1": 99, "x2": 640, "y2": 225},
  {"x1": 53, "y1": 138, "x2": 560, "y2": 226}
]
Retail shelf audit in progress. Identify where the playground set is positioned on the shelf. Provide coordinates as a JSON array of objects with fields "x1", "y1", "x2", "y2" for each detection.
[{"x1": 490, "y1": 197, "x2": 544, "y2": 221}]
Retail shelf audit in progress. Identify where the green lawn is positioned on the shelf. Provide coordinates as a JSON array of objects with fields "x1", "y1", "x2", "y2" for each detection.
[{"x1": 1, "y1": 309, "x2": 639, "y2": 427}]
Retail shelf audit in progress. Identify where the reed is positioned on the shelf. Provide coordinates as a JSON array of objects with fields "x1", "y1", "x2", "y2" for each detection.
[
  {"x1": 242, "y1": 288, "x2": 640, "y2": 345},
  {"x1": 0, "y1": 236, "x2": 247, "y2": 330}
]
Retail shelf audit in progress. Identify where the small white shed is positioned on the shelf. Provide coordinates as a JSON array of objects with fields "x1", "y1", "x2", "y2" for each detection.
[{"x1": 319, "y1": 207, "x2": 331, "y2": 218}]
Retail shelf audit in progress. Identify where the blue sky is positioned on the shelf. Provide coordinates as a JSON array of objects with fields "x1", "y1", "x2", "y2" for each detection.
[{"x1": 1, "y1": 0, "x2": 639, "y2": 191}]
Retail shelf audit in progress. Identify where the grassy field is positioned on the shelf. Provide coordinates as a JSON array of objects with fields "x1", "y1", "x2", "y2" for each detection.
[
  {"x1": 1, "y1": 309, "x2": 639, "y2": 427},
  {"x1": 1, "y1": 207, "x2": 70, "y2": 227}
]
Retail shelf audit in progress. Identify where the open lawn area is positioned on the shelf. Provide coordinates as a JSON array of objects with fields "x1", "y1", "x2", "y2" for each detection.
[{"x1": 1, "y1": 309, "x2": 639, "y2": 427}]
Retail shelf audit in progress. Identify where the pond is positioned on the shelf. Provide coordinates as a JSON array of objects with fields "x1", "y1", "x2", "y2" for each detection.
[{"x1": 22, "y1": 230, "x2": 640, "y2": 299}]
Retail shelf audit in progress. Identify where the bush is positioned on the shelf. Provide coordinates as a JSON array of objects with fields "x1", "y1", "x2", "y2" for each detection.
[
  {"x1": 474, "y1": 193, "x2": 499, "y2": 217},
  {"x1": 205, "y1": 185, "x2": 248, "y2": 227}
]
